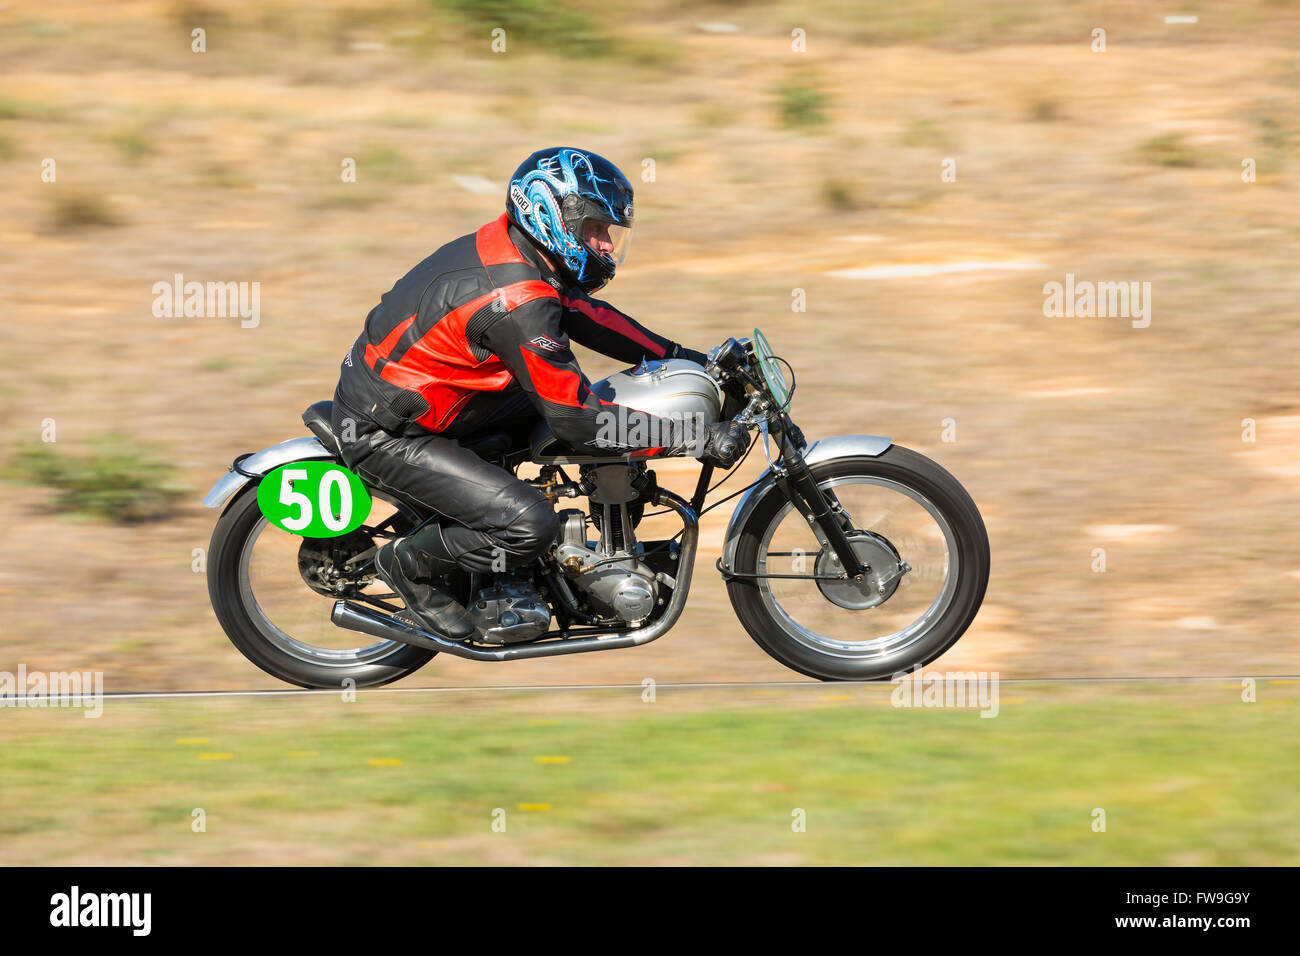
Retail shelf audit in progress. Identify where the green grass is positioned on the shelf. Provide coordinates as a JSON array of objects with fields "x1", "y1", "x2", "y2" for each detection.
[
  {"x1": 197, "y1": 355, "x2": 234, "y2": 373},
  {"x1": 0, "y1": 95, "x2": 45, "y2": 120},
  {"x1": 898, "y1": 116, "x2": 956, "y2": 150},
  {"x1": 0, "y1": 682, "x2": 1294, "y2": 864},
  {"x1": 353, "y1": 143, "x2": 420, "y2": 184},
  {"x1": 194, "y1": 159, "x2": 253, "y2": 190},
  {"x1": 106, "y1": 123, "x2": 158, "y2": 164}
]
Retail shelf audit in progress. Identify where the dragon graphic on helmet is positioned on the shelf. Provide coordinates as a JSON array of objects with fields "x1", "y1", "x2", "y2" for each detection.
[{"x1": 505, "y1": 147, "x2": 634, "y2": 293}]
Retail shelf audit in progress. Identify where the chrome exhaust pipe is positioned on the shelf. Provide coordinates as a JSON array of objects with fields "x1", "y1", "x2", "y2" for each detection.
[{"x1": 331, "y1": 489, "x2": 699, "y2": 662}]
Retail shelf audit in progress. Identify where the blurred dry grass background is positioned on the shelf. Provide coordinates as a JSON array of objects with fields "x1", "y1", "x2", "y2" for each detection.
[{"x1": 1, "y1": 0, "x2": 1298, "y2": 689}]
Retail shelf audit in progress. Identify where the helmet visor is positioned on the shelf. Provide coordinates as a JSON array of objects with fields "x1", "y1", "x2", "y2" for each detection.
[{"x1": 581, "y1": 218, "x2": 632, "y2": 266}]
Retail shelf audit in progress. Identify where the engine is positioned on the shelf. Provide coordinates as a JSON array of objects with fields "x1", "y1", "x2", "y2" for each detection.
[
  {"x1": 522, "y1": 359, "x2": 721, "y2": 629},
  {"x1": 466, "y1": 578, "x2": 552, "y2": 645},
  {"x1": 553, "y1": 465, "x2": 660, "y2": 624}
]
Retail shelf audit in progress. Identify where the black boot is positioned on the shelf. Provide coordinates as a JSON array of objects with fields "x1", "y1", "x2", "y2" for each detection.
[{"x1": 374, "y1": 522, "x2": 475, "y2": 641}]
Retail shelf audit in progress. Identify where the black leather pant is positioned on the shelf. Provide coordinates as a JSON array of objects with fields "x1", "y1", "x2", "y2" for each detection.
[{"x1": 331, "y1": 396, "x2": 559, "y2": 574}]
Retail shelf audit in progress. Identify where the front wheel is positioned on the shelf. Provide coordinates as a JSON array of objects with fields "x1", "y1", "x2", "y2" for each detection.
[{"x1": 726, "y1": 446, "x2": 990, "y2": 681}]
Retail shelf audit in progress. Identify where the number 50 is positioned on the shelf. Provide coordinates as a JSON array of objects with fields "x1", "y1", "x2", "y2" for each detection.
[{"x1": 279, "y1": 467, "x2": 352, "y2": 532}]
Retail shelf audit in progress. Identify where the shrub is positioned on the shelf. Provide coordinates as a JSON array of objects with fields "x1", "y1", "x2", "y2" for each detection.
[
  {"x1": 46, "y1": 187, "x2": 121, "y2": 230},
  {"x1": 773, "y1": 73, "x2": 830, "y2": 130},
  {"x1": 107, "y1": 125, "x2": 157, "y2": 163},
  {"x1": 6, "y1": 437, "x2": 186, "y2": 522},
  {"x1": 1027, "y1": 96, "x2": 1063, "y2": 122},
  {"x1": 898, "y1": 117, "x2": 955, "y2": 150},
  {"x1": 820, "y1": 176, "x2": 860, "y2": 211},
  {"x1": 1137, "y1": 132, "x2": 1199, "y2": 167},
  {"x1": 435, "y1": 0, "x2": 612, "y2": 58}
]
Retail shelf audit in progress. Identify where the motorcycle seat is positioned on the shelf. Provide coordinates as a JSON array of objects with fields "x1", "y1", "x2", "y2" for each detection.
[{"x1": 302, "y1": 401, "x2": 342, "y2": 457}]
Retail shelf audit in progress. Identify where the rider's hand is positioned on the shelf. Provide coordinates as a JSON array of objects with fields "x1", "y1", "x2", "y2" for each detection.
[
  {"x1": 781, "y1": 420, "x2": 806, "y2": 451},
  {"x1": 698, "y1": 420, "x2": 750, "y2": 470},
  {"x1": 671, "y1": 343, "x2": 709, "y2": 367}
]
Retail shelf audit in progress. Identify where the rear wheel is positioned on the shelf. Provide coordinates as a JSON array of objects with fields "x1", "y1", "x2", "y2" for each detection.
[
  {"x1": 726, "y1": 446, "x2": 989, "y2": 681},
  {"x1": 208, "y1": 481, "x2": 438, "y2": 689}
]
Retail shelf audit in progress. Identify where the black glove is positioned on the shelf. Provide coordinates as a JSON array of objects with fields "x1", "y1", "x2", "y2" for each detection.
[
  {"x1": 697, "y1": 420, "x2": 750, "y2": 470},
  {"x1": 780, "y1": 420, "x2": 806, "y2": 451},
  {"x1": 670, "y1": 343, "x2": 710, "y2": 367}
]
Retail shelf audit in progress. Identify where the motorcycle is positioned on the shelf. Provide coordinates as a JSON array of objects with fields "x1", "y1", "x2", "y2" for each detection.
[{"x1": 203, "y1": 328, "x2": 990, "y2": 688}]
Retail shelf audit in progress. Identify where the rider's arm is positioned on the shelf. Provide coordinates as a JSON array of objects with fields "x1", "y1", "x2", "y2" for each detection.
[
  {"x1": 478, "y1": 297, "x2": 701, "y2": 455},
  {"x1": 558, "y1": 289, "x2": 703, "y2": 366}
]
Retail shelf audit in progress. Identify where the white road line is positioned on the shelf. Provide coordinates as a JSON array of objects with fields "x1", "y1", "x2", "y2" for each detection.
[{"x1": 97, "y1": 675, "x2": 1300, "y2": 699}]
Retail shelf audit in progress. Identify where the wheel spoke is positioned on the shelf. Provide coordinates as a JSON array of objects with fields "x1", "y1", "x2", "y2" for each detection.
[
  {"x1": 237, "y1": 496, "x2": 417, "y2": 665},
  {"x1": 755, "y1": 474, "x2": 959, "y2": 660}
]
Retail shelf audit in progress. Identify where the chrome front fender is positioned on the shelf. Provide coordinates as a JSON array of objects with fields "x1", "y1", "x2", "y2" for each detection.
[
  {"x1": 719, "y1": 434, "x2": 892, "y2": 571},
  {"x1": 202, "y1": 436, "x2": 338, "y2": 509}
]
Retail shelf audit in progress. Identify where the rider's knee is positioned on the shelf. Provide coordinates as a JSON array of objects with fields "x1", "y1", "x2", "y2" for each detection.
[{"x1": 508, "y1": 496, "x2": 560, "y2": 563}]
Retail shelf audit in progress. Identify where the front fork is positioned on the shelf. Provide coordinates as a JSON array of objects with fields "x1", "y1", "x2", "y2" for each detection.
[
  {"x1": 770, "y1": 418, "x2": 867, "y2": 578},
  {"x1": 692, "y1": 400, "x2": 867, "y2": 581}
]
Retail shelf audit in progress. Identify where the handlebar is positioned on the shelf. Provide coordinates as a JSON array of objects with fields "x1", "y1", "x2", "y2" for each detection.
[{"x1": 704, "y1": 335, "x2": 807, "y2": 456}]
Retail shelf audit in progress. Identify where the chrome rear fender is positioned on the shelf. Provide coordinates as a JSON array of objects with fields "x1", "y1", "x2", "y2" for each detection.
[{"x1": 202, "y1": 436, "x2": 338, "y2": 509}]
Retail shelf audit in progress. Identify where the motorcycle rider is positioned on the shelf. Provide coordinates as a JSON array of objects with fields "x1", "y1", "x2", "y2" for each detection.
[{"x1": 331, "y1": 147, "x2": 750, "y2": 640}]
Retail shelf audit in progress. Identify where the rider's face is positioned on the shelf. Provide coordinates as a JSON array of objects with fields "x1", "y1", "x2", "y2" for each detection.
[{"x1": 582, "y1": 219, "x2": 614, "y2": 255}]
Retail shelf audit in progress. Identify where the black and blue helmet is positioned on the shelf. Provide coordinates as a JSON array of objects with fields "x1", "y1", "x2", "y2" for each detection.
[{"x1": 506, "y1": 147, "x2": 634, "y2": 293}]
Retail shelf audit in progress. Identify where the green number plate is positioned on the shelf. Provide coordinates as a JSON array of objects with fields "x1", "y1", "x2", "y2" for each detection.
[{"x1": 256, "y1": 462, "x2": 373, "y2": 537}]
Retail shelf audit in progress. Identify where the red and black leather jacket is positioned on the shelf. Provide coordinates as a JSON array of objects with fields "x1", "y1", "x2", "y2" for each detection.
[{"x1": 335, "y1": 214, "x2": 697, "y2": 454}]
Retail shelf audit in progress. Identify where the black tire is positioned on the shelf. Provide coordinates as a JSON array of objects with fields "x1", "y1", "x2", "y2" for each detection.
[
  {"x1": 726, "y1": 445, "x2": 990, "y2": 681},
  {"x1": 207, "y1": 482, "x2": 436, "y2": 689}
]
